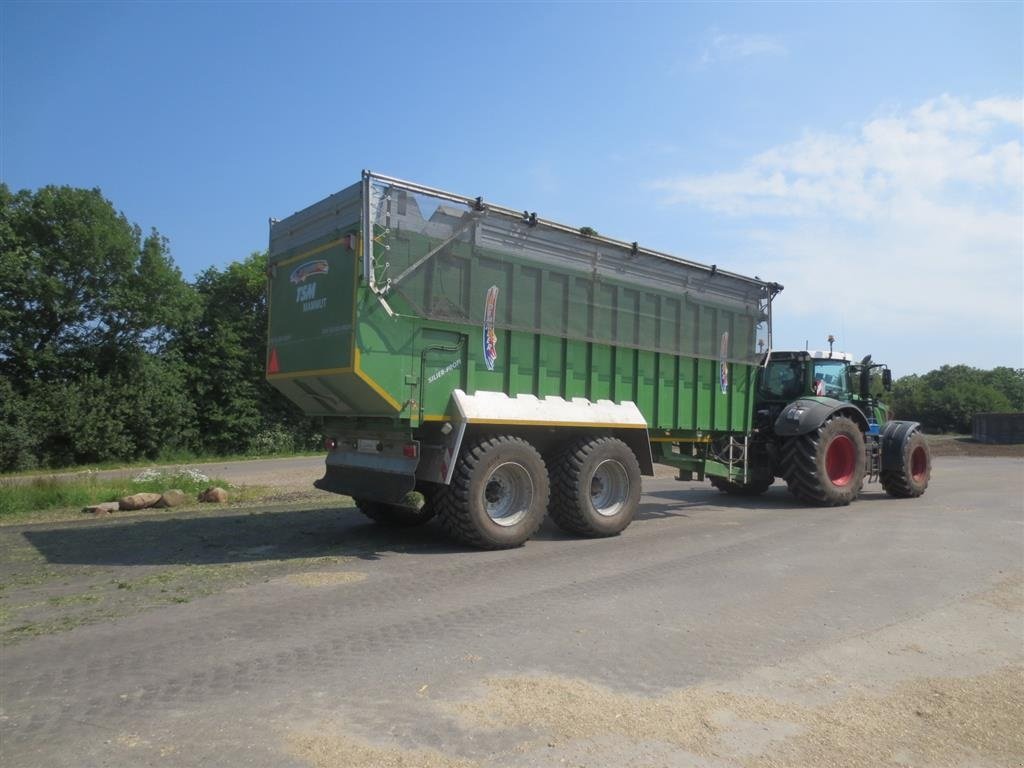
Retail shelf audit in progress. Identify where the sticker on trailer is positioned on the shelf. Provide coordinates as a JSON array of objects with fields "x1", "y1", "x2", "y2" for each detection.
[
  {"x1": 483, "y1": 285, "x2": 499, "y2": 371},
  {"x1": 290, "y1": 259, "x2": 330, "y2": 284},
  {"x1": 719, "y1": 331, "x2": 729, "y2": 394}
]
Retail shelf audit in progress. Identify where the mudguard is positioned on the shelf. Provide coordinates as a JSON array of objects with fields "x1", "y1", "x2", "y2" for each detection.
[
  {"x1": 880, "y1": 420, "x2": 923, "y2": 471},
  {"x1": 774, "y1": 397, "x2": 870, "y2": 437}
]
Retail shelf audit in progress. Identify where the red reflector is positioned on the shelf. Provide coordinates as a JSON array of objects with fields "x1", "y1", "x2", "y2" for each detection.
[
  {"x1": 403, "y1": 443, "x2": 418, "y2": 459},
  {"x1": 267, "y1": 347, "x2": 280, "y2": 374}
]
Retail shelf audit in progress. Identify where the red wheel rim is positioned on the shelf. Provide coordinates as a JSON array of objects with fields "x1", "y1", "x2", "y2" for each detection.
[
  {"x1": 825, "y1": 434, "x2": 856, "y2": 486},
  {"x1": 910, "y1": 446, "x2": 928, "y2": 483}
]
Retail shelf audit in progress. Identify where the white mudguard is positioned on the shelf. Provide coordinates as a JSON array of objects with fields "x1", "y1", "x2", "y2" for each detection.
[
  {"x1": 450, "y1": 389, "x2": 649, "y2": 429},
  {"x1": 419, "y1": 390, "x2": 652, "y2": 486}
]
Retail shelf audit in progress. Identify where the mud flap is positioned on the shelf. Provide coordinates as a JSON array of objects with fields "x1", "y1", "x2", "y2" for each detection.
[
  {"x1": 315, "y1": 444, "x2": 417, "y2": 503},
  {"x1": 315, "y1": 467, "x2": 415, "y2": 502}
]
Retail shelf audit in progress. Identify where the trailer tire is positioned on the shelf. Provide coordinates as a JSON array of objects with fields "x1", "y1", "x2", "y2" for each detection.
[
  {"x1": 781, "y1": 415, "x2": 865, "y2": 507},
  {"x1": 881, "y1": 430, "x2": 931, "y2": 498},
  {"x1": 434, "y1": 435, "x2": 549, "y2": 550},
  {"x1": 549, "y1": 437, "x2": 642, "y2": 537},
  {"x1": 354, "y1": 491, "x2": 436, "y2": 527},
  {"x1": 709, "y1": 471, "x2": 774, "y2": 497}
]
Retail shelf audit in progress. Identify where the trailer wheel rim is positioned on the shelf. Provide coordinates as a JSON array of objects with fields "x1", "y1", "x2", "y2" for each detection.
[
  {"x1": 483, "y1": 462, "x2": 533, "y2": 527},
  {"x1": 910, "y1": 445, "x2": 928, "y2": 483},
  {"x1": 590, "y1": 460, "x2": 630, "y2": 517},
  {"x1": 825, "y1": 434, "x2": 856, "y2": 487}
]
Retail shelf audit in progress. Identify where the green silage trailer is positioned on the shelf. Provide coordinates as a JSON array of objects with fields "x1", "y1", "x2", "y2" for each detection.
[{"x1": 266, "y1": 172, "x2": 783, "y2": 548}]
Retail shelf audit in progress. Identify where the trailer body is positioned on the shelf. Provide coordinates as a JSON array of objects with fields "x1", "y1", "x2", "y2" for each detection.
[
  {"x1": 267, "y1": 173, "x2": 779, "y2": 546},
  {"x1": 269, "y1": 174, "x2": 773, "y2": 426}
]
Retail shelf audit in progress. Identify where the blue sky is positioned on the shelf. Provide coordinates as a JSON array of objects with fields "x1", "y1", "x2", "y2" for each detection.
[{"x1": 2, "y1": 1, "x2": 1021, "y2": 375}]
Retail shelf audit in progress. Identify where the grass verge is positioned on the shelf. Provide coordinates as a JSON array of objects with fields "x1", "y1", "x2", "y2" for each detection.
[
  {"x1": 0, "y1": 449, "x2": 322, "y2": 480},
  {"x1": 0, "y1": 471, "x2": 231, "y2": 519}
]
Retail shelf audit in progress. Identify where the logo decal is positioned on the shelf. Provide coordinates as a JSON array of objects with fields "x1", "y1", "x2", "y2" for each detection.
[
  {"x1": 427, "y1": 358, "x2": 462, "y2": 384},
  {"x1": 719, "y1": 331, "x2": 730, "y2": 395},
  {"x1": 483, "y1": 285, "x2": 499, "y2": 371},
  {"x1": 290, "y1": 259, "x2": 329, "y2": 285}
]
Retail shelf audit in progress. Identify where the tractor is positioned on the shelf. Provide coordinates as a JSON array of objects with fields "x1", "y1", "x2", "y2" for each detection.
[{"x1": 709, "y1": 340, "x2": 931, "y2": 505}]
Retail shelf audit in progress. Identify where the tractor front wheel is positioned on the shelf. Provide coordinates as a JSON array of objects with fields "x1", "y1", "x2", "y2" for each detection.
[
  {"x1": 881, "y1": 430, "x2": 931, "y2": 498},
  {"x1": 782, "y1": 416, "x2": 866, "y2": 507}
]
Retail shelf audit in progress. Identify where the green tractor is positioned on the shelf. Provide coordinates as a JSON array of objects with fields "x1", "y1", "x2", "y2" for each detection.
[{"x1": 709, "y1": 340, "x2": 931, "y2": 505}]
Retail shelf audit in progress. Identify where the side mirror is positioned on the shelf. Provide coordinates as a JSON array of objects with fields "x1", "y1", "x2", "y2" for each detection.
[{"x1": 882, "y1": 369, "x2": 892, "y2": 391}]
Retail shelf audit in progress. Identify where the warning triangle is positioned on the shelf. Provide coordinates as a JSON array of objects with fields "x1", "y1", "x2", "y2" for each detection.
[{"x1": 267, "y1": 347, "x2": 280, "y2": 374}]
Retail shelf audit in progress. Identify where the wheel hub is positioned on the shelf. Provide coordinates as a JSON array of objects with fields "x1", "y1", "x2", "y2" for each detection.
[
  {"x1": 825, "y1": 434, "x2": 856, "y2": 487},
  {"x1": 590, "y1": 460, "x2": 629, "y2": 517},
  {"x1": 483, "y1": 462, "x2": 533, "y2": 527},
  {"x1": 910, "y1": 446, "x2": 928, "y2": 482}
]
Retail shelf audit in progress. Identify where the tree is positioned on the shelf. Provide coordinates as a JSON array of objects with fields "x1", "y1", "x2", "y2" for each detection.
[
  {"x1": 0, "y1": 184, "x2": 197, "y2": 383},
  {"x1": 0, "y1": 185, "x2": 198, "y2": 470},
  {"x1": 176, "y1": 252, "x2": 318, "y2": 455},
  {"x1": 892, "y1": 365, "x2": 1023, "y2": 433}
]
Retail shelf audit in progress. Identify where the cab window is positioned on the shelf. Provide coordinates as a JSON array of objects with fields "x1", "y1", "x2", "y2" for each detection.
[
  {"x1": 761, "y1": 360, "x2": 804, "y2": 399},
  {"x1": 813, "y1": 360, "x2": 849, "y2": 398}
]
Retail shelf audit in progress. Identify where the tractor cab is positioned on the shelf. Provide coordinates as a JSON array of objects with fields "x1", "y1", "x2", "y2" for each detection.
[
  {"x1": 757, "y1": 348, "x2": 893, "y2": 430},
  {"x1": 758, "y1": 350, "x2": 854, "y2": 403}
]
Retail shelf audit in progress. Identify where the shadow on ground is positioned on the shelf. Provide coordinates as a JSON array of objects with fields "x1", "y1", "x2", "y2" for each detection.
[
  {"x1": 20, "y1": 504, "x2": 472, "y2": 566},
  {"x1": 19, "y1": 483, "x2": 822, "y2": 568}
]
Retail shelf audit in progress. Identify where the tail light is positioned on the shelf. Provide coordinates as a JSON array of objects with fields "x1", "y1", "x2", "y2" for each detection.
[{"x1": 324, "y1": 437, "x2": 338, "y2": 451}]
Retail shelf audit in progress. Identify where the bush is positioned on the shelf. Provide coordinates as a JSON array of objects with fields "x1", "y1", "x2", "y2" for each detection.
[
  {"x1": 248, "y1": 425, "x2": 296, "y2": 456},
  {"x1": 892, "y1": 366, "x2": 1023, "y2": 433},
  {"x1": 0, "y1": 380, "x2": 40, "y2": 472}
]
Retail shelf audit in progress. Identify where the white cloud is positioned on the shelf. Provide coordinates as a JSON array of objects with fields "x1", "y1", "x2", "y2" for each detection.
[
  {"x1": 653, "y1": 96, "x2": 1024, "y2": 371},
  {"x1": 698, "y1": 30, "x2": 787, "y2": 67}
]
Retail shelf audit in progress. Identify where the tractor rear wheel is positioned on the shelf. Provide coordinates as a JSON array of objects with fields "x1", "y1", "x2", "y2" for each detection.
[
  {"x1": 781, "y1": 415, "x2": 865, "y2": 506},
  {"x1": 881, "y1": 430, "x2": 931, "y2": 498},
  {"x1": 354, "y1": 491, "x2": 436, "y2": 527},
  {"x1": 549, "y1": 437, "x2": 642, "y2": 537},
  {"x1": 434, "y1": 435, "x2": 549, "y2": 549}
]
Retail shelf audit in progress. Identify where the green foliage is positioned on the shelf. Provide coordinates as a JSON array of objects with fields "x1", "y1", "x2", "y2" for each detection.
[
  {"x1": 28, "y1": 355, "x2": 198, "y2": 467},
  {"x1": 891, "y1": 365, "x2": 1024, "y2": 433},
  {"x1": 0, "y1": 378, "x2": 40, "y2": 471},
  {"x1": 175, "y1": 252, "x2": 318, "y2": 455},
  {"x1": 0, "y1": 184, "x2": 197, "y2": 383},
  {"x1": 177, "y1": 254, "x2": 266, "y2": 453},
  {"x1": 0, "y1": 184, "x2": 316, "y2": 473}
]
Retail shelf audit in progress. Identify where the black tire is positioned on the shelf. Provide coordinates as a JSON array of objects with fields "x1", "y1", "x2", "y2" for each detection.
[
  {"x1": 881, "y1": 430, "x2": 931, "y2": 498},
  {"x1": 781, "y1": 415, "x2": 866, "y2": 506},
  {"x1": 354, "y1": 491, "x2": 436, "y2": 528},
  {"x1": 434, "y1": 436, "x2": 549, "y2": 549},
  {"x1": 709, "y1": 470, "x2": 774, "y2": 497},
  {"x1": 549, "y1": 437, "x2": 642, "y2": 537}
]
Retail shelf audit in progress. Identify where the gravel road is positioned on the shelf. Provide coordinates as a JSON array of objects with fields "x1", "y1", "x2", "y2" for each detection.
[{"x1": 1, "y1": 457, "x2": 1021, "y2": 767}]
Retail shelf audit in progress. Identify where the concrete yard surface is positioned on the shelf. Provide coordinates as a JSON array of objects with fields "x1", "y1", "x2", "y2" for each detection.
[{"x1": 1, "y1": 457, "x2": 1021, "y2": 767}]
